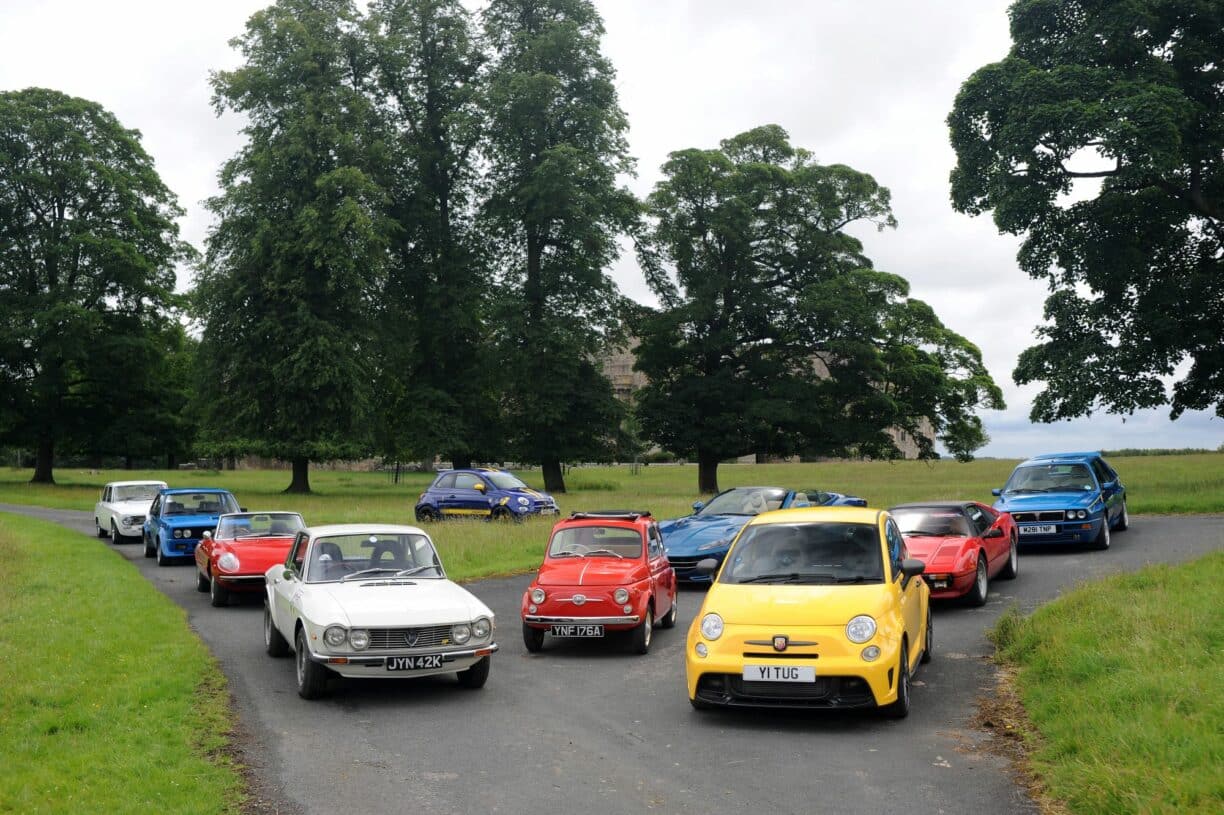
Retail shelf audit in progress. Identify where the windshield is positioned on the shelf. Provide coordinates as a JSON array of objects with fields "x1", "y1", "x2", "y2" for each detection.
[
  {"x1": 305, "y1": 532, "x2": 443, "y2": 583},
  {"x1": 486, "y1": 472, "x2": 528, "y2": 490},
  {"x1": 548, "y1": 525, "x2": 642, "y2": 558},
  {"x1": 699, "y1": 488, "x2": 787, "y2": 516},
  {"x1": 163, "y1": 492, "x2": 240, "y2": 516},
  {"x1": 217, "y1": 512, "x2": 304, "y2": 539},
  {"x1": 1003, "y1": 463, "x2": 1096, "y2": 493},
  {"x1": 113, "y1": 484, "x2": 164, "y2": 502},
  {"x1": 892, "y1": 508, "x2": 972, "y2": 537},
  {"x1": 719, "y1": 522, "x2": 883, "y2": 584}
]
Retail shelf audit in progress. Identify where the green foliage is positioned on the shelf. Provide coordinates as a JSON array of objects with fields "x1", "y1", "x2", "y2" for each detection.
[
  {"x1": 0, "y1": 88, "x2": 192, "y2": 482},
  {"x1": 635, "y1": 125, "x2": 1004, "y2": 491},
  {"x1": 948, "y1": 0, "x2": 1224, "y2": 422}
]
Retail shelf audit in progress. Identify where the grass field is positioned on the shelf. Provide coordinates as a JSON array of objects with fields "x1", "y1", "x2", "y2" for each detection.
[
  {"x1": 991, "y1": 552, "x2": 1224, "y2": 814},
  {"x1": 0, "y1": 514, "x2": 244, "y2": 815}
]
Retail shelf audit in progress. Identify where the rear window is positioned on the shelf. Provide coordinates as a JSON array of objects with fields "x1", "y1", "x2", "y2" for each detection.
[{"x1": 720, "y1": 522, "x2": 883, "y2": 584}]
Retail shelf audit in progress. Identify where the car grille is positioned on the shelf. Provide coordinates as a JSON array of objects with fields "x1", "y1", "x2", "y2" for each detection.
[
  {"x1": 1011, "y1": 511, "x2": 1066, "y2": 523},
  {"x1": 695, "y1": 673, "x2": 875, "y2": 708},
  {"x1": 367, "y1": 624, "x2": 455, "y2": 650},
  {"x1": 668, "y1": 553, "x2": 720, "y2": 579}
]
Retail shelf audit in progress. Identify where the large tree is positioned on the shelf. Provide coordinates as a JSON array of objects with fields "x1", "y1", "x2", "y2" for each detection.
[
  {"x1": 636, "y1": 126, "x2": 1004, "y2": 493},
  {"x1": 480, "y1": 0, "x2": 638, "y2": 492},
  {"x1": 0, "y1": 88, "x2": 190, "y2": 483},
  {"x1": 948, "y1": 0, "x2": 1223, "y2": 422},
  {"x1": 197, "y1": 0, "x2": 388, "y2": 493}
]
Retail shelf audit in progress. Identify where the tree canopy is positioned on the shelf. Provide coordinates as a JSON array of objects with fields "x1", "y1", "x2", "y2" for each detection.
[
  {"x1": 948, "y1": 0, "x2": 1223, "y2": 422},
  {"x1": 0, "y1": 88, "x2": 191, "y2": 483}
]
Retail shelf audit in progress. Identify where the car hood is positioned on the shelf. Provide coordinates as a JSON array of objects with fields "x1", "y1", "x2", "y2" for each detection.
[
  {"x1": 503, "y1": 487, "x2": 555, "y2": 504},
  {"x1": 709, "y1": 583, "x2": 888, "y2": 627},
  {"x1": 994, "y1": 491, "x2": 1100, "y2": 512},
  {"x1": 903, "y1": 535, "x2": 973, "y2": 569},
  {"x1": 215, "y1": 537, "x2": 294, "y2": 567},
  {"x1": 108, "y1": 499, "x2": 155, "y2": 511},
  {"x1": 658, "y1": 514, "x2": 749, "y2": 555},
  {"x1": 536, "y1": 558, "x2": 646, "y2": 587},
  {"x1": 307, "y1": 579, "x2": 493, "y2": 627},
  {"x1": 162, "y1": 513, "x2": 222, "y2": 526}
]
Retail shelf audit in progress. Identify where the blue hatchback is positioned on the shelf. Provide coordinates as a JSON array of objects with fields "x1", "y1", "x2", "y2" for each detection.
[
  {"x1": 658, "y1": 486, "x2": 867, "y2": 583},
  {"x1": 143, "y1": 487, "x2": 242, "y2": 566},
  {"x1": 414, "y1": 468, "x2": 559, "y2": 522},
  {"x1": 992, "y1": 452, "x2": 1128, "y2": 550}
]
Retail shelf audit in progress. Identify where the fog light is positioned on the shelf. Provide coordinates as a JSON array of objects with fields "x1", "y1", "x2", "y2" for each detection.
[
  {"x1": 623, "y1": 604, "x2": 633, "y2": 614},
  {"x1": 861, "y1": 645, "x2": 881, "y2": 662},
  {"x1": 695, "y1": 642, "x2": 708, "y2": 657},
  {"x1": 528, "y1": 604, "x2": 537, "y2": 614}
]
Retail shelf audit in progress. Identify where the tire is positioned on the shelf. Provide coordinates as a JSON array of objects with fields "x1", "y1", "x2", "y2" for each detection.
[
  {"x1": 964, "y1": 553, "x2": 988, "y2": 607},
  {"x1": 920, "y1": 605, "x2": 933, "y2": 664},
  {"x1": 156, "y1": 541, "x2": 171, "y2": 567},
  {"x1": 658, "y1": 596, "x2": 678, "y2": 630},
  {"x1": 882, "y1": 642, "x2": 911, "y2": 719},
  {"x1": 264, "y1": 602, "x2": 289, "y2": 657},
  {"x1": 998, "y1": 531, "x2": 1019, "y2": 580},
  {"x1": 1113, "y1": 501, "x2": 1129, "y2": 532},
  {"x1": 490, "y1": 507, "x2": 512, "y2": 522},
  {"x1": 295, "y1": 627, "x2": 329, "y2": 699},
  {"x1": 209, "y1": 573, "x2": 230, "y2": 608},
  {"x1": 629, "y1": 606, "x2": 653, "y2": 655},
  {"x1": 96, "y1": 518, "x2": 107, "y2": 538},
  {"x1": 1090, "y1": 518, "x2": 1111, "y2": 550},
  {"x1": 110, "y1": 520, "x2": 123, "y2": 544},
  {"x1": 196, "y1": 568, "x2": 209, "y2": 593},
  {"x1": 522, "y1": 622, "x2": 545, "y2": 653},
  {"x1": 415, "y1": 506, "x2": 436, "y2": 523},
  {"x1": 143, "y1": 534, "x2": 155, "y2": 558},
  {"x1": 456, "y1": 656, "x2": 490, "y2": 689}
]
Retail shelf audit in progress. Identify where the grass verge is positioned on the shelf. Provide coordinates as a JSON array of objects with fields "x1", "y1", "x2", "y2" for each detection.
[
  {"x1": 988, "y1": 552, "x2": 1224, "y2": 814},
  {"x1": 0, "y1": 513, "x2": 244, "y2": 815}
]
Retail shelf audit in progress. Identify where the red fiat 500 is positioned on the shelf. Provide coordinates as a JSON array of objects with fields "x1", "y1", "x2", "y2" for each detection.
[
  {"x1": 521, "y1": 511, "x2": 678, "y2": 654},
  {"x1": 195, "y1": 511, "x2": 306, "y2": 607}
]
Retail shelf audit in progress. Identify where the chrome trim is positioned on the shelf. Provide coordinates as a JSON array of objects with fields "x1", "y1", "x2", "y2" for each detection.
[
  {"x1": 215, "y1": 574, "x2": 265, "y2": 584},
  {"x1": 746, "y1": 639, "x2": 818, "y2": 646},
  {"x1": 308, "y1": 642, "x2": 499, "y2": 665},
  {"x1": 524, "y1": 615, "x2": 640, "y2": 625}
]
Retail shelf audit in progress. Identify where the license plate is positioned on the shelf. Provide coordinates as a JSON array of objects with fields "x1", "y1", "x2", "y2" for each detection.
[
  {"x1": 1020, "y1": 524, "x2": 1057, "y2": 535},
  {"x1": 387, "y1": 654, "x2": 444, "y2": 671},
  {"x1": 743, "y1": 665, "x2": 815, "y2": 682},
  {"x1": 550, "y1": 624, "x2": 604, "y2": 637},
  {"x1": 539, "y1": 508, "x2": 558, "y2": 515}
]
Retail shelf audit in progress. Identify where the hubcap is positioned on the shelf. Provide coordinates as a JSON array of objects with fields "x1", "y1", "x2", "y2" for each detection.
[
  {"x1": 296, "y1": 636, "x2": 306, "y2": 684},
  {"x1": 977, "y1": 559, "x2": 987, "y2": 594},
  {"x1": 643, "y1": 616, "x2": 652, "y2": 648}
]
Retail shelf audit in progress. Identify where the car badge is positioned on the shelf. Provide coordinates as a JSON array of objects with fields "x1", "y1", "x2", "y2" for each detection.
[
  {"x1": 772, "y1": 635, "x2": 789, "y2": 652},
  {"x1": 404, "y1": 631, "x2": 419, "y2": 647},
  {"x1": 572, "y1": 594, "x2": 587, "y2": 606}
]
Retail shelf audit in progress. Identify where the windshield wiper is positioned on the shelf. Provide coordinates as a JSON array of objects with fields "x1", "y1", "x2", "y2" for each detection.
[
  {"x1": 551, "y1": 551, "x2": 585, "y2": 558},
  {"x1": 1006, "y1": 488, "x2": 1045, "y2": 494},
  {"x1": 341, "y1": 567, "x2": 400, "y2": 581},
  {"x1": 904, "y1": 530, "x2": 940, "y2": 536},
  {"x1": 738, "y1": 572, "x2": 834, "y2": 584},
  {"x1": 585, "y1": 548, "x2": 624, "y2": 559},
  {"x1": 835, "y1": 575, "x2": 880, "y2": 583},
  {"x1": 394, "y1": 565, "x2": 439, "y2": 577}
]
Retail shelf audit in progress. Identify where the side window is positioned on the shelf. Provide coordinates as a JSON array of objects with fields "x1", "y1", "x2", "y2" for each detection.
[
  {"x1": 102, "y1": 486, "x2": 111, "y2": 502},
  {"x1": 1091, "y1": 459, "x2": 1111, "y2": 485},
  {"x1": 648, "y1": 525, "x2": 664, "y2": 556},
  {"x1": 885, "y1": 520, "x2": 905, "y2": 578},
  {"x1": 434, "y1": 473, "x2": 457, "y2": 490},
  {"x1": 966, "y1": 506, "x2": 989, "y2": 535},
  {"x1": 289, "y1": 533, "x2": 308, "y2": 572},
  {"x1": 149, "y1": 496, "x2": 161, "y2": 517},
  {"x1": 454, "y1": 473, "x2": 480, "y2": 490}
]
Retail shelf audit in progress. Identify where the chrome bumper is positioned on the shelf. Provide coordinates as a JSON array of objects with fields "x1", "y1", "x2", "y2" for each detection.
[
  {"x1": 524, "y1": 615, "x2": 640, "y2": 625},
  {"x1": 308, "y1": 642, "x2": 499, "y2": 667}
]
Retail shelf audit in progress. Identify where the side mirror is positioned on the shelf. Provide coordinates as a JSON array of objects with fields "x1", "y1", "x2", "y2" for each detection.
[
  {"x1": 991, "y1": 488, "x2": 1002, "y2": 497},
  {"x1": 473, "y1": 483, "x2": 486, "y2": 492},
  {"x1": 282, "y1": 569, "x2": 295, "y2": 581},
  {"x1": 695, "y1": 557, "x2": 719, "y2": 575},
  {"x1": 983, "y1": 527, "x2": 1004, "y2": 539},
  {"x1": 691, "y1": 501, "x2": 705, "y2": 513},
  {"x1": 899, "y1": 558, "x2": 925, "y2": 585}
]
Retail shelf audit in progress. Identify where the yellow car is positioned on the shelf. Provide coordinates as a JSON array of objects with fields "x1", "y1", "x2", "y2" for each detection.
[{"x1": 685, "y1": 506, "x2": 931, "y2": 717}]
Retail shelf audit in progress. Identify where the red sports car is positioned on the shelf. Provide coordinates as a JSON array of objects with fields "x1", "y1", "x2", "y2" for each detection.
[
  {"x1": 888, "y1": 501, "x2": 1018, "y2": 605},
  {"x1": 521, "y1": 511, "x2": 678, "y2": 654},
  {"x1": 195, "y1": 511, "x2": 306, "y2": 607}
]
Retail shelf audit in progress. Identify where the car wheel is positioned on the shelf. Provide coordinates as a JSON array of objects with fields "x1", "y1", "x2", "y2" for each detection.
[
  {"x1": 998, "y1": 531, "x2": 1019, "y2": 580},
  {"x1": 1114, "y1": 501, "x2": 1129, "y2": 532},
  {"x1": 109, "y1": 520, "x2": 123, "y2": 544},
  {"x1": 96, "y1": 518, "x2": 107, "y2": 538},
  {"x1": 522, "y1": 622, "x2": 545, "y2": 653},
  {"x1": 196, "y1": 568, "x2": 209, "y2": 593},
  {"x1": 295, "y1": 627, "x2": 329, "y2": 699},
  {"x1": 209, "y1": 573, "x2": 230, "y2": 608},
  {"x1": 264, "y1": 602, "x2": 289, "y2": 657},
  {"x1": 1090, "y1": 518, "x2": 1111, "y2": 550},
  {"x1": 920, "y1": 605, "x2": 933, "y2": 664},
  {"x1": 156, "y1": 541, "x2": 171, "y2": 567},
  {"x1": 629, "y1": 606, "x2": 653, "y2": 655},
  {"x1": 143, "y1": 533, "x2": 155, "y2": 558},
  {"x1": 415, "y1": 506, "x2": 436, "y2": 523},
  {"x1": 490, "y1": 507, "x2": 512, "y2": 522},
  {"x1": 658, "y1": 596, "x2": 678, "y2": 629},
  {"x1": 456, "y1": 656, "x2": 490, "y2": 689},
  {"x1": 882, "y1": 643, "x2": 911, "y2": 719},
  {"x1": 964, "y1": 553, "x2": 988, "y2": 607}
]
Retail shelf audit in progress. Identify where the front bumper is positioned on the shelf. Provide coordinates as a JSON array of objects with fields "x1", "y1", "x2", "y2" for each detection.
[
  {"x1": 214, "y1": 574, "x2": 266, "y2": 592},
  {"x1": 308, "y1": 643, "x2": 499, "y2": 679},
  {"x1": 922, "y1": 567, "x2": 976, "y2": 600},
  {"x1": 1015, "y1": 517, "x2": 1102, "y2": 545},
  {"x1": 666, "y1": 553, "x2": 723, "y2": 583},
  {"x1": 523, "y1": 614, "x2": 641, "y2": 628}
]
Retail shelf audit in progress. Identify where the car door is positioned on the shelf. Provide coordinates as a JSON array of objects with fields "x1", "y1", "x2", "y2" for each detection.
[
  {"x1": 1091, "y1": 458, "x2": 1122, "y2": 524},
  {"x1": 966, "y1": 504, "x2": 1002, "y2": 572},
  {"x1": 432, "y1": 473, "x2": 463, "y2": 517},
  {"x1": 451, "y1": 472, "x2": 491, "y2": 516},
  {"x1": 270, "y1": 532, "x2": 309, "y2": 638},
  {"x1": 887, "y1": 518, "x2": 923, "y2": 664},
  {"x1": 97, "y1": 485, "x2": 112, "y2": 527},
  {"x1": 646, "y1": 523, "x2": 674, "y2": 614},
  {"x1": 144, "y1": 494, "x2": 162, "y2": 543}
]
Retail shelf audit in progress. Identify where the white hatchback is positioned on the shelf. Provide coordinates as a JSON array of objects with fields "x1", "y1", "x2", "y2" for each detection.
[{"x1": 94, "y1": 480, "x2": 168, "y2": 542}]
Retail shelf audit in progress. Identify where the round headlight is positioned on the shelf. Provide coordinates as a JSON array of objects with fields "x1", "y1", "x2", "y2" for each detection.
[
  {"x1": 517, "y1": 497, "x2": 530, "y2": 506},
  {"x1": 349, "y1": 629, "x2": 370, "y2": 650},
  {"x1": 452, "y1": 624, "x2": 472, "y2": 644},
  {"x1": 700, "y1": 613, "x2": 724, "y2": 640},
  {"x1": 472, "y1": 617, "x2": 492, "y2": 639},
  {"x1": 613, "y1": 588, "x2": 630, "y2": 604},
  {"x1": 217, "y1": 552, "x2": 240, "y2": 572},
  {"x1": 323, "y1": 626, "x2": 347, "y2": 647},
  {"x1": 173, "y1": 529, "x2": 183, "y2": 539},
  {"x1": 530, "y1": 588, "x2": 546, "y2": 604},
  {"x1": 846, "y1": 615, "x2": 877, "y2": 643},
  {"x1": 122, "y1": 515, "x2": 138, "y2": 526}
]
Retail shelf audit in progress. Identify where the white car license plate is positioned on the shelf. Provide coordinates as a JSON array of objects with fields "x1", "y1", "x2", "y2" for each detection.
[
  {"x1": 1020, "y1": 524, "x2": 1057, "y2": 535},
  {"x1": 387, "y1": 654, "x2": 444, "y2": 671},
  {"x1": 550, "y1": 624, "x2": 604, "y2": 637},
  {"x1": 539, "y1": 508, "x2": 557, "y2": 515},
  {"x1": 742, "y1": 665, "x2": 816, "y2": 682}
]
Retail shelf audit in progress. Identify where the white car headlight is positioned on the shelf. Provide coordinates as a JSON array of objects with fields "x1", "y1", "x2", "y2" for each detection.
[
  {"x1": 452, "y1": 624, "x2": 472, "y2": 644},
  {"x1": 530, "y1": 588, "x2": 546, "y2": 604},
  {"x1": 323, "y1": 626, "x2": 347, "y2": 647},
  {"x1": 349, "y1": 629, "x2": 370, "y2": 650},
  {"x1": 217, "y1": 552, "x2": 240, "y2": 572},
  {"x1": 700, "y1": 613, "x2": 724, "y2": 640},
  {"x1": 517, "y1": 497, "x2": 530, "y2": 506},
  {"x1": 613, "y1": 588, "x2": 630, "y2": 604},
  {"x1": 472, "y1": 617, "x2": 492, "y2": 640},
  {"x1": 846, "y1": 615, "x2": 877, "y2": 644},
  {"x1": 121, "y1": 515, "x2": 139, "y2": 526}
]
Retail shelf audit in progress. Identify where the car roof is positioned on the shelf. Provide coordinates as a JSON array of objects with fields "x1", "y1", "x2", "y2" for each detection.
[
  {"x1": 306, "y1": 523, "x2": 428, "y2": 538},
  {"x1": 1027, "y1": 451, "x2": 1102, "y2": 462},
  {"x1": 557, "y1": 510, "x2": 652, "y2": 528},
  {"x1": 218, "y1": 511, "x2": 302, "y2": 519},
  {"x1": 746, "y1": 505, "x2": 883, "y2": 526},
  {"x1": 889, "y1": 501, "x2": 973, "y2": 511},
  {"x1": 105, "y1": 480, "x2": 168, "y2": 488},
  {"x1": 160, "y1": 487, "x2": 231, "y2": 494}
]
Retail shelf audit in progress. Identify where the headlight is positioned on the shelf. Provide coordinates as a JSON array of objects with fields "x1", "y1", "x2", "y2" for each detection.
[
  {"x1": 846, "y1": 615, "x2": 877, "y2": 643},
  {"x1": 697, "y1": 538, "x2": 728, "y2": 552},
  {"x1": 173, "y1": 529, "x2": 183, "y2": 539},
  {"x1": 452, "y1": 624, "x2": 472, "y2": 644},
  {"x1": 217, "y1": 552, "x2": 240, "y2": 572},
  {"x1": 530, "y1": 588, "x2": 546, "y2": 604},
  {"x1": 700, "y1": 613, "x2": 724, "y2": 640},
  {"x1": 323, "y1": 626, "x2": 347, "y2": 647},
  {"x1": 349, "y1": 629, "x2": 370, "y2": 650},
  {"x1": 472, "y1": 617, "x2": 492, "y2": 640},
  {"x1": 517, "y1": 497, "x2": 530, "y2": 506},
  {"x1": 122, "y1": 515, "x2": 138, "y2": 526},
  {"x1": 613, "y1": 588, "x2": 630, "y2": 604}
]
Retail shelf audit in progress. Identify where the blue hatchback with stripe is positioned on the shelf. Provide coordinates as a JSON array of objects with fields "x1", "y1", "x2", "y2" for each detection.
[{"x1": 414, "y1": 468, "x2": 559, "y2": 522}]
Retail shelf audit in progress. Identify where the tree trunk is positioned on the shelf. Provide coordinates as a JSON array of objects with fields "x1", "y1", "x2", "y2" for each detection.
[
  {"x1": 541, "y1": 458, "x2": 566, "y2": 493},
  {"x1": 167, "y1": 452, "x2": 178, "y2": 469},
  {"x1": 697, "y1": 450, "x2": 720, "y2": 494},
  {"x1": 285, "y1": 456, "x2": 312, "y2": 494},
  {"x1": 31, "y1": 437, "x2": 55, "y2": 484},
  {"x1": 124, "y1": 455, "x2": 134, "y2": 470},
  {"x1": 450, "y1": 453, "x2": 473, "y2": 470}
]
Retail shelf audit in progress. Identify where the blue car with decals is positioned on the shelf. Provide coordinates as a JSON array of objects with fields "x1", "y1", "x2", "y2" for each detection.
[
  {"x1": 143, "y1": 487, "x2": 242, "y2": 566},
  {"x1": 415, "y1": 468, "x2": 558, "y2": 522},
  {"x1": 658, "y1": 486, "x2": 867, "y2": 583},
  {"x1": 992, "y1": 451, "x2": 1128, "y2": 550}
]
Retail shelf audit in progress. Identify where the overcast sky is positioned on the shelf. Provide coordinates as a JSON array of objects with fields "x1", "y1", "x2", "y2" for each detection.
[{"x1": 2, "y1": 0, "x2": 1219, "y2": 458}]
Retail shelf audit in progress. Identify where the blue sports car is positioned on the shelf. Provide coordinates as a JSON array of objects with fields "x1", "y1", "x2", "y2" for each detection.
[
  {"x1": 992, "y1": 451, "x2": 1128, "y2": 550},
  {"x1": 658, "y1": 486, "x2": 867, "y2": 583},
  {"x1": 143, "y1": 487, "x2": 242, "y2": 567}
]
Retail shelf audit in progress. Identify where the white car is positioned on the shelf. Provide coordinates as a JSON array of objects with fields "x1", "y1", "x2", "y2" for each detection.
[
  {"x1": 264, "y1": 524, "x2": 498, "y2": 699},
  {"x1": 94, "y1": 480, "x2": 168, "y2": 542}
]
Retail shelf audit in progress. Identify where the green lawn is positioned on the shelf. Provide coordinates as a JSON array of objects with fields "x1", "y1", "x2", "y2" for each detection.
[{"x1": 991, "y1": 552, "x2": 1224, "y2": 814}]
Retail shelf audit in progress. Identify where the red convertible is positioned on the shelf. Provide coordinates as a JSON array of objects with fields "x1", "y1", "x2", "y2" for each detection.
[
  {"x1": 521, "y1": 511, "x2": 678, "y2": 654},
  {"x1": 195, "y1": 512, "x2": 306, "y2": 607},
  {"x1": 888, "y1": 501, "x2": 1018, "y2": 605}
]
